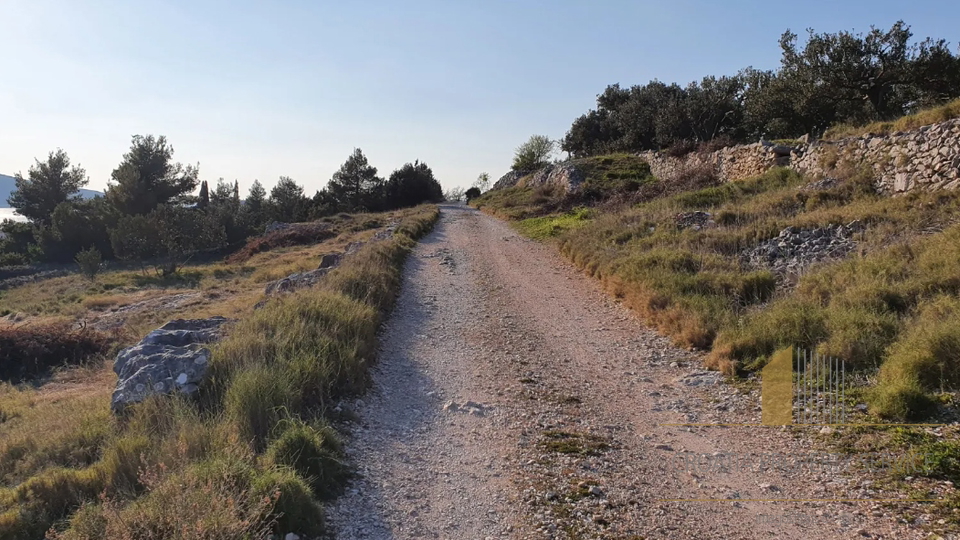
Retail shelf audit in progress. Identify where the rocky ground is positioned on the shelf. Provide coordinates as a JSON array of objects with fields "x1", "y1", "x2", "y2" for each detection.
[
  {"x1": 324, "y1": 204, "x2": 942, "y2": 539},
  {"x1": 743, "y1": 221, "x2": 864, "y2": 281}
]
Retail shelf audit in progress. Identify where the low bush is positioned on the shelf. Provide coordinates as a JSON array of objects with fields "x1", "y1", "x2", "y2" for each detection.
[
  {"x1": 0, "y1": 324, "x2": 112, "y2": 382},
  {"x1": 74, "y1": 248, "x2": 102, "y2": 280},
  {"x1": 266, "y1": 419, "x2": 348, "y2": 500},
  {"x1": 226, "y1": 222, "x2": 336, "y2": 264}
]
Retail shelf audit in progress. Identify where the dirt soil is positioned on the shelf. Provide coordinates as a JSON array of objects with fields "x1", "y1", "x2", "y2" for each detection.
[{"x1": 325, "y1": 204, "x2": 934, "y2": 539}]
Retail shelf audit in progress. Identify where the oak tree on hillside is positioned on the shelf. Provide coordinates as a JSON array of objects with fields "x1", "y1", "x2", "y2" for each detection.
[
  {"x1": 512, "y1": 135, "x2": 555, "y2": 171},
  {"x1": 7, "y1": 149, "x2": 88, "y2": 225},
  {"x1": 106, "y1": 135, "x2": 199, "y2": 215},
  {"x1": 110, "y1": 205, "x2": 225, "y2": 275}
]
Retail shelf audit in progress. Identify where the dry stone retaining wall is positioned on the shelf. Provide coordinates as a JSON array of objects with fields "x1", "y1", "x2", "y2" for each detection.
[
  {"x1": 637, "y1": 119, "x2": 960, "y2": 194},
  {"x1": 791, "y1": 118, "x2": 960, "y2": 194},
  {"x1": 637, "y1": 142, "x2": 792, "y2": 185},
  {"x1": 491, "y1": 117, "x2": 960, "y2": 196}
]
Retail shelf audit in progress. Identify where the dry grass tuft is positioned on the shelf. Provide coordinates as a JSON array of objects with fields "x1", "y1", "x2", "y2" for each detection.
[{"x1": 824, "y1": 98, "x2": 960, "y2": 140}]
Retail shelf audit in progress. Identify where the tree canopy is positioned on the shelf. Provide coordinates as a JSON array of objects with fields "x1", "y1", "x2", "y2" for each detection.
[
  {"x1": 384, "y1": 161, "x2": 444, "y2": 209},
  {"x1": 7, "y1": 149, "x2": 88, "y2": 225},
  {"x1": 106, "y1": 135, "x2": 199, "y2": 215},
  {"x1": 561, "y1": 21, "x2": 960, "y2": 158},
  {"x1": 513, "y1": 135, "x2": 555, "y2": 171},
  {"x1": 327, "y1": 149, "x2": 383, "y2": 211}
]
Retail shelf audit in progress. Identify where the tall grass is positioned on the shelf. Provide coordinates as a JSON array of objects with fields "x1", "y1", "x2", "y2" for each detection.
[
  {"x1": 824, "y1": 97, "x2": 960, "y2": 140},
  {"x1": 0, "y1": 206, "x2": 439, "y2": 539},
  {"x1": 484, "y1": 155, "x2": 960, "y2": 420}
]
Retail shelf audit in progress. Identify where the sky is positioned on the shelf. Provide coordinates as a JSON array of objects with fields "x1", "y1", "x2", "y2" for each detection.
[{"x1": 2, "y1": 1, "x2": 959, "y2": 196}]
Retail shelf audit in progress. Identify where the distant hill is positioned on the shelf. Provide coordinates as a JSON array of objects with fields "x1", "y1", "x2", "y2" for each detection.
[{"x1": 0, "y1": 173, "x2": 102, "y2": 209}]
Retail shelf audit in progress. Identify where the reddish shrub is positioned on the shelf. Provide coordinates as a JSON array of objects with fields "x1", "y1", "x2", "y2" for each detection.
[
  {"x1": 0, "y1": 323, "x2": 113, "y2": 382},
  {"x1": 226, "y1": 223, "x2": 335, "y2": 264}
]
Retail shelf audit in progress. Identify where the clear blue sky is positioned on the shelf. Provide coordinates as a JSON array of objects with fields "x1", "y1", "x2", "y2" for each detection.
[{"x1": 2, "y1": 0, "x2": 957, "y2": 195}]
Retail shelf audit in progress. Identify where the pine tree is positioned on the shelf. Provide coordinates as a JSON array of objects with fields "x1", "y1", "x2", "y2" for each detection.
[
  {"x1": 327, "y1": 148, "x2": 383, "y2": 212},
  {"x1": 106, "y1": 135, "x2": 199, "y2": 215},
  {"x1": 8, "y1": 149, "x2": 88, "y2": 225}
]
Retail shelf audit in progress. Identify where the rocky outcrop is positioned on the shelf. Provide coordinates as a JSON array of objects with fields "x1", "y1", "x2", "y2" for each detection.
[
  {"x1": 633, "y1": 118, "x2": 960, "y2": 196},
  {"x1": 264, "y1": 221, "x2": 292, "y2": 234},
  {"x1": 491, "y1": 164, "x2": 587, "y2": 194},
  {"x1": 744, "y1": 221, "x2": 864, "y2": 277},
  {"x1": 260, "y1": 221, "x2": 398, "y2": 302},
  {"x1": 264, "y1": 267, "x2": 332, "y2": 296},
  {"x1": 111, "y1": 317, "x2": 233, "y2": 413},
  {"x1": 492, "y1": 170, "x2": 529, "y2": 190},
  {"x1": 521, "y1": 163, "x2": 586, "y2": 193}
]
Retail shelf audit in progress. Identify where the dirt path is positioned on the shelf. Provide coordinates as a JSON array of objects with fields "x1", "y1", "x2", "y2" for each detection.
[{"x1": 325, "y1": 204, "x2": 926, "y2": 539}]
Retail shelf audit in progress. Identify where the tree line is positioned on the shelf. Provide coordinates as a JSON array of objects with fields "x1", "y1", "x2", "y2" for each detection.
[
  {"x1": 562, "y1": 21, "x2": 960, "y2": 158},
  {"x1": 1, "y1": 136, "x2": 443, "y2": 273}
]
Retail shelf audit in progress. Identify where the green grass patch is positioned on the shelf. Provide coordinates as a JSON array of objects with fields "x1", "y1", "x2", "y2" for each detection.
[
  {"x1": 539, "y1": 430, "x2": 611, "y2": 456},
  {"x1": 515, "y1": 208, "x2": 593, "y2": 240}
]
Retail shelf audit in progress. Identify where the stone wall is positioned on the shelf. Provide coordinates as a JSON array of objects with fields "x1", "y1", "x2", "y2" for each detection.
[
  {"x1": 791, "y1": 119, "x2": 960, "y2": 193},
  {"x1": 637, "y1": 118, "x2": 960, "y2": 194},
  {"x1": 491, "y1": 117, "x2": 960, "y2": 196},
  {"x1": 637, "y1": 142, "x2": 793, "y2": 184}
]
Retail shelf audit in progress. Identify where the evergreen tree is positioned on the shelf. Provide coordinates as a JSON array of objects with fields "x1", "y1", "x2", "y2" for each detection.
[
  {"x1": 384, "y1": 160, "x2": 444, "y2": 209},
  {"x1": 106, "y1": 135, "x2": 199, "y2": 215},
  {"x1": 198, "y1": 180, "x2": 210, "y2": 210},
  {"x1": 269, "y1": 176, "x2": 307, "y2": 222},
  {"x1": 327, "y1": 149, "x2": 383, "y2": 211},
  {"x1": 8, "y1": 149, "x2": 88, "y2": 225}
]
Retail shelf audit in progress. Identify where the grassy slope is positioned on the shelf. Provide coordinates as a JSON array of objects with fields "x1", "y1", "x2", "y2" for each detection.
[
  {"x1": 824, "y1": 97, "x2": 960, "y2": 140},
  {"x1": 476, "y1": 159, "x2": 960, "y2": 421},
  {"x1": 0, "y1": 206, "x2": 439, "y2": 539},
  {"x1": 474, "y1": 154, "x2": 655, "y2": 222},
  {"x1": 477, "y1": 157, "x2": 960, "y2": 524}
]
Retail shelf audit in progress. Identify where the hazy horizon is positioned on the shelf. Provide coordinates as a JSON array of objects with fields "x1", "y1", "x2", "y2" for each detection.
[{"x1": 3, "y1": 0, "x2": 958, "y2": 196}]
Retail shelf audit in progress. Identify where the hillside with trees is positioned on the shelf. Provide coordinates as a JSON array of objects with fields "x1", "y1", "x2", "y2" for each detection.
[
  {"x1": 1, "y1": 138, "x2": 444, "y2": 271},
  {"x1": 562, "y1": 21, "x2": 960, "y2": 158}
]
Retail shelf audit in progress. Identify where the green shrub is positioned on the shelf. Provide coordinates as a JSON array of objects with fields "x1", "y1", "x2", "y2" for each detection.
[
  {"x1": 250, "y1": 466, "x2": 324, "y2": 537},
  {"x1": 74, "y1": 247, "x2": 102, "y2": 280},
  {"x1": 710, "y1": 298, "x2": 828, "y2": 371},
  {"x1": 266, "y1": 420, "x2": 349, "y2": 500},
  {"x1": 0, "y1": 252, "x2": 27, "y2": 267}
]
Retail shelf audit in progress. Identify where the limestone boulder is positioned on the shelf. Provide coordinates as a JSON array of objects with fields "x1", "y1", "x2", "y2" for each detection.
[{"x1": 111, "y1": 317, "x2": 233, "y2": 413}]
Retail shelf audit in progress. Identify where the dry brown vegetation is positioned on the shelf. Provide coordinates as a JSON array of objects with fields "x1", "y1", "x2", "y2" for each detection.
[
  {"x1": 0, "y1": 206, "x2": 439, "y2": 539},
  {"x1": 0, "y1": 324, "x2": 113, "y2": 382}
]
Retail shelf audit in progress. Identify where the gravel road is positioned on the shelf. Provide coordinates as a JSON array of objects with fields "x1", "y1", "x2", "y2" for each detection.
[{"x1": 325, "y1": 204, "x2": 931, "y2": 539}]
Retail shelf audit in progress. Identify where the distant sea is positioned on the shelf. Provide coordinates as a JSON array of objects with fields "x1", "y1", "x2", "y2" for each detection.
[{"x1": 0, "y1": 208, "x2": 26, "y2": 222}]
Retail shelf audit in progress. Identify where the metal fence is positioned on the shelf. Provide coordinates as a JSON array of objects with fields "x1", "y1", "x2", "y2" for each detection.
[{"x1": 794, "y1": 348, "x2": 846, "y2": 425}]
